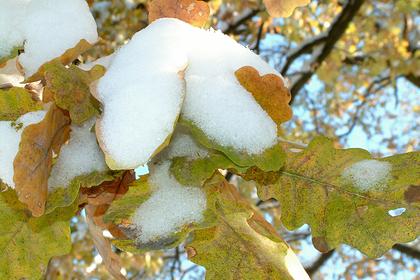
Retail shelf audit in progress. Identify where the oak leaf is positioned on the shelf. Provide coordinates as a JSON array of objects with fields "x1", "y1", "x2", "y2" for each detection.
[
  {"x1": 13, "y1": 105, "x2": 70, "y2": 217},
  {"x1": 44, "y1": 61, "x2": 104, "y2": 124},
  {"x1": 0, "y1": 87, "x2": 42, "y2": 121},
  {"x1": 46, "y1": 171, "x2": 118, "y2": 214},
  {"x1": 263, "y1": 0, "x2": 310, "y2": 18},
  {"x1": 257, "y1": 136, "x2": 420, "y2": 257},
  {"x1": 86, "y1": 205, "x2": 126, "y2": 280},
  {"x1": 180, "y1": 119, "x2": 286, "y2": 172},
  {"x1": 0, "y1": 190, "x2": 75, "y2": 279},
  {"x1": 235, "y1": 66, "x2": 292, "y2": 129},
  {"x1": 185, "y1": 175, "x2": 310, "y2": 280},
  {"x1": 148, "y1": 0, "x2": 210, "y2": 27}
]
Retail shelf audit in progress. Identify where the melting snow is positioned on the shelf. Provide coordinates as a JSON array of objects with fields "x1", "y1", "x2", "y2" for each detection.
[{"x1": 342, "y1": 159, "x2": 392, "y2": 191}]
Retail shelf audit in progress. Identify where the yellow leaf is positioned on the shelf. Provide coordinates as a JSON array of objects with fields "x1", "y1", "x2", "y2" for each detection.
[
  {"x1": 0, "y1": 87, "x2": 42, "y2": 121},
  {"x1": 263, "y1": 0, "x2": 310, "y2": 18}
]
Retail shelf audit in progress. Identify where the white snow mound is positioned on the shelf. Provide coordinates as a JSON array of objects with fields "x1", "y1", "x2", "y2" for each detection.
[
  {"x1": 19, "y1": 0, "x2": 98, "y2": 77},
  {"x1": 97, "y1": 20, "x2": 188, "y2": 170},
  {"x1": 0, "y1": 110, "x2": 46, "y2": 188},
  {"x1": 160, "y1": 129, "x2": 209, "y2": 160},
  {"x1": 48, "y1": 119, "x2": 108, "y2": 191},
  {"x1": 97, "y1": 18, "x2": 283, "y2": 170},
  {"x1": 132, "y1": 161, "x2": 206, "y2": 243},
  {"x1": 342, "y1": 159, "x2": 392, "y2": 191}
]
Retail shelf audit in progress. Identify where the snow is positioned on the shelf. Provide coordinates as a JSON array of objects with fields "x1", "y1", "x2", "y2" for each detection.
[
  {"x1": 97, "y1": 18, "x2": 283, "y2": 170},
  {"x1": 131, "y1": 131, "x2": 208, "y2": 243},
  {"x1": 96, "y1": 21, "x2": 188, "y2": 170},
  {"x1": 19, "y1": 0, "x2": 98, "y2": 77},
  {"x1": 0, "y1": 0, "x2": 28, "y2": 59},
  {"x1": 161, "y1": 130, "x2": 209, "y2": 160},
  {"x1": 0, "y1": 110, "x2": 46, "y2": 188},
  {"x1": 342, "y1": 159, "x2": 392, "y2": 191},
  {"x1": 48, "y1": 119, "x2": 108, "y2": 191},
  {"x1": 132, "y1": 161, "x2": 206, "y2": 243}
]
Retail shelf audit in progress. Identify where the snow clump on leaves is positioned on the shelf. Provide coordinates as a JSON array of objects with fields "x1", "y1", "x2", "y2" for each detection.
[
  {"x1": 0, "y1": 0, "x2": 98, "y2": 76},
  {"x1": 97, "y1": 18, "x2": 285, "y2": 170},
  {"x1": 19, "y1": 0, "x2": 98, "y2": 77},
  {"x1": 132, "y1": 131, "x2": 209, "y2": 243},
  {"x1": 48, "y1": 119, "x2": 108, "y2": 190},
  {"x1": 132, "y1": 161, "x2": 206, "y2": 243}
]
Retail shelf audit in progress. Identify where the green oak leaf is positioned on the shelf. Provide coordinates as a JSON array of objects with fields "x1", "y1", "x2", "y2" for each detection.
[
  {"x1": 185, "y1": 175, "x2": 310, "y2": 280},
  {"x1": 0, "y1": 190, "x2": 76, "y2": 280},
  {"x1": 46, "y1": 171, "x2": 119, "y2": 214},
  {"x1": 0, "y1": 87, "x2": 42, "y2": 121},
  {"x1": 43, "y1": 61, "x2": 104, "y2": 124},
  {"x1": 257, "y1": 136, "x2": 420, "y2": 257},
  {"x1": 170, "y1": 151, "x2": 247, "y2": 186},
  {"x1": 179, "y1": 119, "x2": 286, "y2": 172}
]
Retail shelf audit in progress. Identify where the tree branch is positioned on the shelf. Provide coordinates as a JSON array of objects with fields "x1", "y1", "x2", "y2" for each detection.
[
  {"x1": 393, "y1": 244, "x2": 420, "y2": 259},
  {"x1": 282, "y1": 0, "x2": 365, "y2": 102},
  {"x1": 222, "y1": 8, "x2": 261, "y2": 34},
  {"x1": 305, "y1": 250, "x2": 335, "y2": 276}
]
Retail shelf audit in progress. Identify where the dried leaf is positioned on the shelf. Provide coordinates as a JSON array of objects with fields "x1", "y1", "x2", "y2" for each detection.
[
  {"x1": 44, "y1": 61, "x2": 104, "y2": 124},
  {"x1": 86, "y1": 205, "x2": 126, "y2": 280},
  {"x1": 263, "y1": 0, "x2": 310, "y2": 18},
  {"x1": 13, "y1": 105, "x2": 70, "y2": 217},
  {"x1": 46, "y1": 171, "x2": 118, "y2": 214},
  {"x1": 235, "y1": 66, "x2": 292, "y2": 128},
  {"x1": 81, "y1": 171, "x2": 135, "y2": 238},
  {"x1": 148, "y1": 0, "x2": 210, "y2": 27},
  {"x1": 0, "y1": 87, "x2": 42, "y2": 121}
]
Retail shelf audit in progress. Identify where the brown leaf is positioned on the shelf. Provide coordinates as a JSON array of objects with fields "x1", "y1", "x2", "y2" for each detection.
[
  {"x1": 81, "y1": 171, "x2": 135, "y2": 238},
  {"x1": 13, "y1": 105, "x2": 70, "y2": 217},
  {"x1": 148, "y1": 0, "x2": 210, "y2": 27},
  {"x1": 86, "y1": 206, "x2": 126, "y2": 280},
  {"x1": 235, "y1": 66, "x2": 292, "y2": 128},
  {"x1": 263, "y1": 0, "x2": 310, "y2": 18}
]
